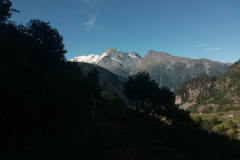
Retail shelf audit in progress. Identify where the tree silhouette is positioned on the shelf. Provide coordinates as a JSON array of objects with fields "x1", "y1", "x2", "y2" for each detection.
[
  {"x1": 123, "y1": 72, "x2": 178, "y2": 114},
  {"x1": 85, "y1": 68, "x2": 102, "y2": 98},
  {"x1": 0, "y1": 0, "x2": 12, "y2": 22},
  {"x1": 0, "y1": 0, "x2": 19, "y2": 23},
  {"x1": 124, "y1": 72, "x2": 197, "y2": 129},
  {"x1": 151, "y1": 86, "x2": 176, "y2": 114},
  {"x1": 123, "y1": 72, "x2": 159, "y2": 111},
  {"x1": 24, "y1": 19, "x2": 67, "y2": 62}
]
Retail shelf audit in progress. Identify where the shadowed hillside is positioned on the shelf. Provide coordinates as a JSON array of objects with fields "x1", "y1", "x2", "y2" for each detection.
[
  {"x1": 75, "y1": 62, "x2": 126, "y2": 100},
  {"x1": 1, "y1": 97, "x2": 240, "y2": 160},
  {"x1": 1, "y1": 1, "x2": 240, "y2": 159}
]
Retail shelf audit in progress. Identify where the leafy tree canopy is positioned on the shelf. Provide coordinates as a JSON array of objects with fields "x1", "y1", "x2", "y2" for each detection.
[
  {"x1": 123, "y1": 72, "x2": 159, "y2": 110},
  {"x1": 23, "y1": 19, "x2": 67, "y2": 62},
  {"x1": 123, "y1": 72, "x2": 197, "y2": 129},
  {"x1": 0, "y1": 0, "x2": 19, "y2": 23},
  {"x1": 0, "y1": 0, "x2": 12, "y2": 22}
]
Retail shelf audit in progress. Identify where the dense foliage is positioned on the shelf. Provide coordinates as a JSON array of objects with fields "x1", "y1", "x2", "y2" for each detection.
[
  {"x1": 0, "y1": 0, "x2": 12, "y2": 22},
  {"x1": 123, "y1": 72, "x2": 197, "y2": 129},
  {"x1": 123, "y1": 72, "x2": 159, "y2": 111}
]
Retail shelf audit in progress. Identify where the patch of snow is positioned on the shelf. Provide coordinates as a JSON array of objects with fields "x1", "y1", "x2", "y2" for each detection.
[
  {"x1": 111, "y1": 57, "x2": 122, "y2": 63},
  {"x1": 72, "y1": 54, "x2": 99, "y2": 63},
  {"x1": 99, "y1": 52, "x2": 108, "y2": 60},
  {"x1": 129, "y1": 54, "x2": 136, "y2": 59},
  {"x1": 69, "y1": 52, "x2": 108, "y2": 64},
  {"x1": 128, "y1": 53, "x2": 140, "y2": 60}
]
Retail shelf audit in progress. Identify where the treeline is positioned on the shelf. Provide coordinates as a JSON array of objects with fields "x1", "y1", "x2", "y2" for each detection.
[
  {"x1": 0, "y1": 0, "x2": 102, "y2": 133},
  {"x1": 194, "y1": 116, "x2": 238, "y2": 138}
]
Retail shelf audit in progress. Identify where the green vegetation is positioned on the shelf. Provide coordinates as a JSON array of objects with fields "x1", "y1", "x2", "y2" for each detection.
[
  {"x1": 191, "y1": 112, "x2": 240, "y2": 141},
  {"x1": 175, "y1": 59, "x2": 240, "y2": 113},
  {"x1": 1, "y1": 1, "x2": 240, "y2": 159},
  {"x1": 191, "y1": 113, "x2": 240, "y2": 128},
  {"x1": 228, "y1": 120, "x2": 238, "y2": 129},
  {"x1": 0, "y1": 0, "x2": 19, "y2": 23}
]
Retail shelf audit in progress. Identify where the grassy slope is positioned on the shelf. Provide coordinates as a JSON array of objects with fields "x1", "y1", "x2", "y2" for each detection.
[
  {"x1": 1, "y1": 99, "x2": 240, "y2": 160},
  {"x1": 191, "y1": 112, "x2": 240, "y2": 140},
  {"x1": 191, "y1": 112, "x2": 240, "y2": 127}
]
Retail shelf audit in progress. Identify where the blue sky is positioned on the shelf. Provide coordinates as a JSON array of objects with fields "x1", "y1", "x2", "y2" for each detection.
[{"x1": 10, "y1": 0, "x2": 240, "y2": 63}]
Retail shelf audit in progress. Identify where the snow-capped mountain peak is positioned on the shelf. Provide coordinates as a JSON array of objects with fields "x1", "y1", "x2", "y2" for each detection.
[
  {"x1": 69, "y1": 52, "x2": 108, "y2": 64},
  {"x1": 69, "y1": 48, "x2": 141, "y2": 64}
]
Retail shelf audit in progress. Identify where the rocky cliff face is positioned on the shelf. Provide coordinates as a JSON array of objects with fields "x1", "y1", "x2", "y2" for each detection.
[
  {"x1": 70, "y1": 48, "x2": 141, "y2": 77},
  {"x1": 70, "y1": 48, "x2": 231, "y2": 90},
  {"x1": 139, "y1": 50, "x2": 230, "y2": 90},
  {"x1": 97, "y1": 48, "x2": 141, "y2": 77},
  {"x1": 175, "y1": 60, "x2": 240, "y2": 111}
]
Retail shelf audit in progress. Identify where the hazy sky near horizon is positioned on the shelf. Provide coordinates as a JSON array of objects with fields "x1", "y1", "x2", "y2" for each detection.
[{"x1": 10, "y1": 0, "x2": 240, "y2": 63}]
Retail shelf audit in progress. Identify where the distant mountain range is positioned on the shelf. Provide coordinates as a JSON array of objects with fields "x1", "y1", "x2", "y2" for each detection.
[
  {"x1": 70, "y1": 48, "x2": 141, "y2": 77},
  {"x1": 70, "y1": 48, "x2": 231, "y2": 90},
  {"x1": 175, "y1": 60, "x2": 240, "y2": 112}
]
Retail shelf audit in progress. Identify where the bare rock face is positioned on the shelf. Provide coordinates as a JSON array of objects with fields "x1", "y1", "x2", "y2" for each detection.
[{"x1": 139, "y1": 50, "x2": 230, "y2": 90}]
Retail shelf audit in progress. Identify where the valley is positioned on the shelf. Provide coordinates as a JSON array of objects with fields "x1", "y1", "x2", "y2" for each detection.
[
  {"x1": 2, "y1": 0, "x2": 240, "y2": 158},
  {"x1": 72, "y1": 52, "x2": 240, "y2": 142}
]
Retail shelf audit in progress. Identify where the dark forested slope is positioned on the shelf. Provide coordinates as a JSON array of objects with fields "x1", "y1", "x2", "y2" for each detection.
[
  {"x1": 175, "y1": 59, "x2": 240, "y2": 112},
  {"x1": 76, "y1": 62, "x2": 125, "y2": 99}
]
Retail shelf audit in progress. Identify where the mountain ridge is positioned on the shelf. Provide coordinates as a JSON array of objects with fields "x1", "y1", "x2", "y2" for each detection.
[{"x1": 70, "y1": 48, "x2": 231, "y2": 90}]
